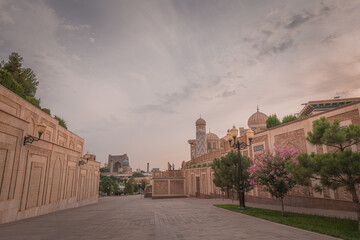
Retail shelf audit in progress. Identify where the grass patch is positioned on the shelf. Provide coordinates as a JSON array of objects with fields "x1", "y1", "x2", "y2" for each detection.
[{"x1": 214, "y1": 204, "x2": 359, "y2": 240}]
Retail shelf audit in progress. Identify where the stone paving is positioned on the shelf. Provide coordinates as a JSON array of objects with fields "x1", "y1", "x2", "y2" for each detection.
[{"x1": 0, "y1": 196, "x2": 339, "y2": 240}]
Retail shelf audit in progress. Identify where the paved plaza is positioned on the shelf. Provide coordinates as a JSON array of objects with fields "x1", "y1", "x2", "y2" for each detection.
[{"x1": 0, "y1": 196, "x2": 339, "y2": 240}]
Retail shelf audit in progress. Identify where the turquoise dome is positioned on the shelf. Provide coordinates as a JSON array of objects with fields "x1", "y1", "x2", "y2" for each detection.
[{"x1": 122, "y1": 159, "x2": 129, "y2": 166}]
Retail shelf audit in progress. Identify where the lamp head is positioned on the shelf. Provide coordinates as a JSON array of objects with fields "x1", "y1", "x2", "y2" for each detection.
[
  {"x1": 85, "y1": 151, "x2": 91, "y2": 160},
  {"x1": 226, "y1": 129, "x2": 232, "y2": 145},
  {"x1": 37, "y1": 122, "x2": 47, "y2": 138},
  {"x1": 226, "y1": 130, "x2": 232, "y2": 141},
  {"x1": 230, "y1": 125, "x2": 238, "y2": 139},
  {"x1": 246, "y1": 129, "x2": 255, "y2": 145}
]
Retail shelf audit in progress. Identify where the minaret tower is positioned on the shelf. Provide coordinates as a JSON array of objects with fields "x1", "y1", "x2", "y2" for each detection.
[{"x1": 195, "y1": 117, "x2": 207, "y2": 157}]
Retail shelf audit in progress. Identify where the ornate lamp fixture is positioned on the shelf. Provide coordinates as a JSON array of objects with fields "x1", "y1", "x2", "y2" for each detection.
[
  {"x1": 79, "y1": 152, "x2": 91, "y2": 166},
  {"x1": 23, "y1": 122, "x2": 47, "y2": 145},
  {"x1": 227, "y1": 125, "x2": 254, "y2": 210}
]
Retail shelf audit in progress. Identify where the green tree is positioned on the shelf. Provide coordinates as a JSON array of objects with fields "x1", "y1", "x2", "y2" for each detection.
[
  {"x1": 288, "y1": 117, "x2": 360, "y2": 230},
  {"x1": 99, "y1": 175, "x2": 119, "y2": 196},
  {"x1": 266, "y1": 114, "x2": 281, "y2": 128},
  {"x1": 100, "y1": 167, "x2": 109, "y2": 173},
  {"x1": 140, "y1": 179, "x2": 147, "y2": 190},
  {"x1": 25, "y1": 95, "x2": 41, "y2": 108},
  {"x1": 132, "y1": 172, "x2": 145, "y2": 178},
  {"x1": 0, "y1": 69, "x2": 25, "y2": 98},
  {"x1": 124, "y1": 178, "x2": 135, "y2": 195},
  {"x1": 282, "y1": 115, "x2": 297, "y2": 124},
  {"x1": 212, "y1": 151, "x2": 252, "y2": 198},
  {"x1": 2, "y1": 52, "x2": 39, "y2": 97},
  {"x1": 42, "y1": 108, "x2": 51, "y2": 115},
  {"x1": 133, "y1": 183, "x2": 139, "y2": 193},
  {"x1": 55, "y1": 115, "x2": 68, "y2": 129}
]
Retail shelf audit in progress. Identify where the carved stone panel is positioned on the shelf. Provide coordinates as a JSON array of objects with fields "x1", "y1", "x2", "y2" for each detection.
[{"x1": 274, "y1": 129, "x2": 307, "y2": 153}]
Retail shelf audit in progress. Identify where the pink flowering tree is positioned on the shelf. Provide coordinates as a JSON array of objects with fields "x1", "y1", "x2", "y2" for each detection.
[{"x1": 248, "y1": 145, "x2": 298, "y2": 216}]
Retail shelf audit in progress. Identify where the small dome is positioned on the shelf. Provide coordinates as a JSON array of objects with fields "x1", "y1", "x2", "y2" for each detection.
[
  {"x1": 248, "y1": 107, "x2": 268, "y2": 127},
  {"x1": 122, "y1": 159, "x2": 129, "y2": 166},
  {"x1": 196, "y1": 117, "x2": 206, "y2": 126},
  {"x1": 206, "y1": 132, "x2": 219, "y2": 141}
]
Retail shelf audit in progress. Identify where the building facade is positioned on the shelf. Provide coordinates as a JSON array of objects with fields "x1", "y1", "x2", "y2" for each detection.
[
  {"x1": 107, "y1": 154, "x2": 132, "y2": 174},
  {"x1": 182, "y1": 99, "x2": 360, "y2": 211},
  {"x1": 0, "y1": 85, "x2": 100, "y2": 224}
]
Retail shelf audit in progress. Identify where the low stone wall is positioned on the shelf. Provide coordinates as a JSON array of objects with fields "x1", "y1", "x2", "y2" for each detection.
[
  {"x1": 152, "y1": 178, "x2": 186, "y2": 199},
  {"x1": 0, "y1": 85, "x2": 100, "y2": 223},
  {"x1": 245, "y1": 195, "x2": 356, "y2": 211}
]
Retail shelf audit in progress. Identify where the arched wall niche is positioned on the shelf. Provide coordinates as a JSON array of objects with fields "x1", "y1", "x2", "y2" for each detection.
[{"x1": 50, "y1": 157, "x2": 62, "y2": 203}]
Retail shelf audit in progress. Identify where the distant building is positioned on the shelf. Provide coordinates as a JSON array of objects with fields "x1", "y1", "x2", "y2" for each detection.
[{"x1": 107, "y1": 154, "x2": 132, "y2": 174}]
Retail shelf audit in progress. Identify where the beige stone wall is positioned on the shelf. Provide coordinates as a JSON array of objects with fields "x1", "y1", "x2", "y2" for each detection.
[
  {"x1": 0, "y1": 85, "x2": 100, "y2": 224},
  {"x1": 184, "y1": 102, "x2": 360, "y2": 206},
  {"x1": 152, "y1": 170, "x2": 185, "y2": 198}
]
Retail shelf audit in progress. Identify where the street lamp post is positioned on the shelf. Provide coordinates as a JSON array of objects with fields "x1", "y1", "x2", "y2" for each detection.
[{"x1": 227, "y1": 126, "x2": 254, "y2": 210}]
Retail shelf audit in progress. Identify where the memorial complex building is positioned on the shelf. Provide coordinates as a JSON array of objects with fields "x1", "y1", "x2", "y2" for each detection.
[{"x1": 153, "y1": 97, "x2": 360, "y2": 211}]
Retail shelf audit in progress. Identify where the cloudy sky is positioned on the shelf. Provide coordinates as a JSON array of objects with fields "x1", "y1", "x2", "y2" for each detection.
[{"x1": 1, "y1": 0, "x2": 359, "y2": 170}]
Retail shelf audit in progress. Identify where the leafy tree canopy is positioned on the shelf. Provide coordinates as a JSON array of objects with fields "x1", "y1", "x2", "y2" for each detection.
[
  {"x1": 54, "y1": 115, "x2": 68, "y2": 129},
  {"x1": 288, "y1": 117, "x2": 360, "y2": 230},
  {"x1": 282, "y1": 115, "x2": 297, "y2": 124},
  {"x1": 307, "y1": 117, "x2": 360, "y2": 152},
  {"x1": 1, "y1": 53, "x2": 69, "y2": 129},
  {"x1": 0, "y1": 69, "x2": 25, "y2": 98},
  {"x1": 2, "y1": 52, "x2": 39, "y2": 97},
  {"x1": 266, "y1": 114, "x2": 281, "y2": 129},
  {"x1": 132, "y1": 172, "x2": 145, "y2": 178},
  {"x1": 99, "y1": 175, "x2": 119, "y2": 196},
  {"x1": 212, "y1": 151, "x2": 252, "y2": 195}
]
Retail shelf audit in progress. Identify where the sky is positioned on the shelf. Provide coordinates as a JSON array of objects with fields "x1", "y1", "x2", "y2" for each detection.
[{"x1": 0, "y1": 0, "x2": 360, "y2": 170}]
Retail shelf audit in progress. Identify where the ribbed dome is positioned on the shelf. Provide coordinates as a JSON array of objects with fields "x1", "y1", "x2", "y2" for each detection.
[
  {"x1": 122, "y1": 159, "x2": 129, "y2": 166},
  {"x1": 206, "y1": 132, "x2": 219, "y2": 141},
  {"x1": 248, "y1": 107, "x2": 268, "y2": 127},
  {"x1": 196, "y1": 117, "x2": 206, "y2": 125}
]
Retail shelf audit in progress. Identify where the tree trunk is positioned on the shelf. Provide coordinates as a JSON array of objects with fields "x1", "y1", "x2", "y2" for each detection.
[
  {"x1": 350, "y1": 188, "x2": 360, "y2": 231},
  {"x1": 280, "y1": 197, "x2": 285, "y2": 217}
]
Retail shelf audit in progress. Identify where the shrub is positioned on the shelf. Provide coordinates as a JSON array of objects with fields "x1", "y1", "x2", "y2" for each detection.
[
  {"x1": 0, "y1": 69, "x2": 25, "y2": 98},
  {"x1": 42, "y1": 108, "x2": 51, "y2": 115},
  {"x1": 25, "y1": 95, "x2": 41, "y2": 108}
]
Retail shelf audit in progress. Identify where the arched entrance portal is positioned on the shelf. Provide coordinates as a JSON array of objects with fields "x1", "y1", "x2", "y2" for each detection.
[{"x1": 113, "y1": 162, "x2": 121, "y2": 173}]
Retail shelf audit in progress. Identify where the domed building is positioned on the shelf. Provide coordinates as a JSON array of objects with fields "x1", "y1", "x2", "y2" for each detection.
[
  {"x1": 248, "y1": 106, "x2": 268, "y2": 132},
  {"x1": 122, "y1": 159, "x2": 129, "y2": 167},
  {"x1": 107, "y1": 154, "x2": 132, "y2": 174},
  {"x1": 206, "y1": 131, "x2": 220, "y2": 153}
]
